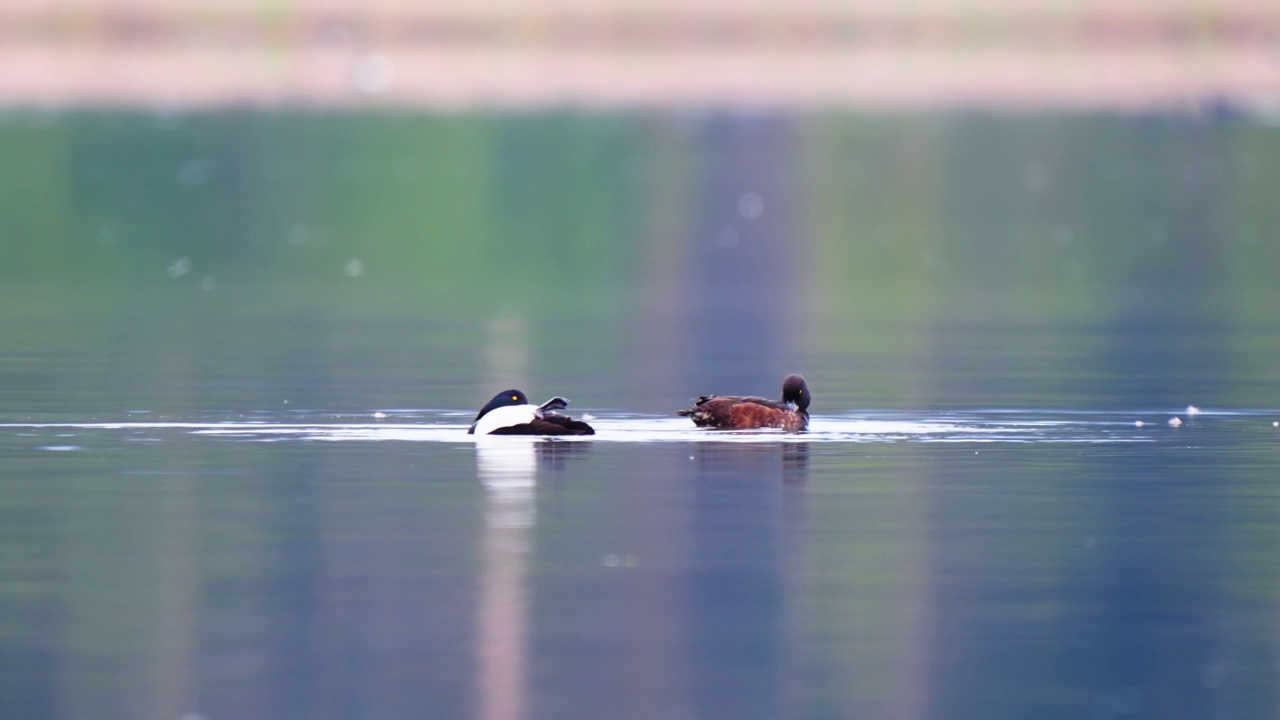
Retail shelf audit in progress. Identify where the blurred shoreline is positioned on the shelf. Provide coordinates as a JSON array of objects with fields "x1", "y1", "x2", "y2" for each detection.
[{"x1": 3, "y1": 2, "x2": 1278, "y2": 111}]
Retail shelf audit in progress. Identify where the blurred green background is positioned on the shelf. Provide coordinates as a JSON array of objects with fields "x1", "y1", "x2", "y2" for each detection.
[{"x1": 3, "y1": 111, "x2": 1279, "y2": 414}]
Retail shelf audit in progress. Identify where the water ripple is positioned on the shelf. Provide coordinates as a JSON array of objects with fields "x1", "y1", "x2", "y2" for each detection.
[{"x1": 5, "y1": 409, "x2": 1264, "y2": 444}]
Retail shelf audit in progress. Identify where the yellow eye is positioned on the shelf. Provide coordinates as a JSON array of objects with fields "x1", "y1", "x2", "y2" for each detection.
[
  {"x1": 797, "y1": 389, "x2": 803, "y2": 394},
  {"x1": 511, "y1": 395, "x2": 519, "y2": 401}
]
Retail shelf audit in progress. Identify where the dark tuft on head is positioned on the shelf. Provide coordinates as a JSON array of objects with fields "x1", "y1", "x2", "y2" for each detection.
[{"x1": 781, "y1": 374, "x2": 810, "y2": 412}]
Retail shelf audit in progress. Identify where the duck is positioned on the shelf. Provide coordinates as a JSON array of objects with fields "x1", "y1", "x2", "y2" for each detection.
[
  {"x1": 468, "y1": 389, "x2": 595, "y2": 436},
  {"x1": 677, "y1": 374, "x2": 810, "y2": 431}
]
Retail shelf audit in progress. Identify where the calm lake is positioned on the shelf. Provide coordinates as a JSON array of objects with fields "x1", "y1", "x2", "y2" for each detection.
[{"x1": 2, "y1": 110, "x2": 1279, "y2": 719}]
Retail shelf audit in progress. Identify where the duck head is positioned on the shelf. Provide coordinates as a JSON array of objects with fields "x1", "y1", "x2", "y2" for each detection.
[
  {"x1": 473, "y1": 389, "x2": 530, "y2": 425},
  {"x1": 782, "y1": 374, "x2": 810, "y2": 413}
]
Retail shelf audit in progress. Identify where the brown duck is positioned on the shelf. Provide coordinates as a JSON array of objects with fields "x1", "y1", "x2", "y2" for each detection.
[{"x1": 678, "y1": 374, "x2": 810, "y2": 431}]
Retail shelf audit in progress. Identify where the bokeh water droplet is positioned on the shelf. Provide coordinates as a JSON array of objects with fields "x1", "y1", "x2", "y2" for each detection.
[
  {"x1": 167, "y1": 257, "x2": 192, "y2": 279},
  {"x1": 737, "y1": 192, "x2": 764, "y2": 220}
]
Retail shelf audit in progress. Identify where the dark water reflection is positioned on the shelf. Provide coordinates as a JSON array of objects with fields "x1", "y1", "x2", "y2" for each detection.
[{"x1": 2, "y1": 110, "x2": 1280, "y2": 719}]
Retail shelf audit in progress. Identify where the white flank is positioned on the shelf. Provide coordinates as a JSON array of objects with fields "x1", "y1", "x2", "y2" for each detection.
[{"x1": 472, "y1": 404, "x2": 540, "y2": 436}]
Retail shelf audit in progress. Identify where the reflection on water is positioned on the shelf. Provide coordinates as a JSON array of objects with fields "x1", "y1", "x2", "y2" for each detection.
[
  {"x1": 474, "y1": 439, "x2": 593, "y2": 720},
  {"x1": 693, "y1": 441, "x2": 810, "y2": 486},
  {"x1": 476, "y1": 438, "x2": 541, "y2": 530},
  {"x1": 0, "y1": 413, "x2": 1277, "y2": 718},
  {"x1": 4, "y1": 112, "x2": 1280, "y2": 417},
  {"x1": 475, "y1": 439, "x2": 537, "y2": 720}
]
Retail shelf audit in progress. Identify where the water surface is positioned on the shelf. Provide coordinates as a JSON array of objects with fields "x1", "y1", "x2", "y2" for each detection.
[{"x1": 3, "y1": 110, "x2": 1280, "y2": 719}]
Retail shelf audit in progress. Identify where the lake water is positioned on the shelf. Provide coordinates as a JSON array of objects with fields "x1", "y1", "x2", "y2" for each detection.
[{"x1": 2, "y1": 110, "x2": 1279, "y2": 719}]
